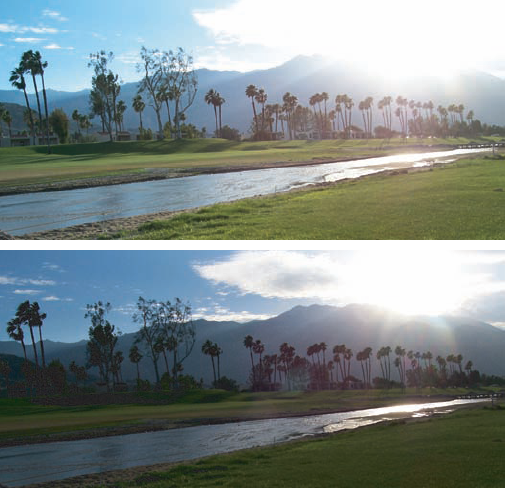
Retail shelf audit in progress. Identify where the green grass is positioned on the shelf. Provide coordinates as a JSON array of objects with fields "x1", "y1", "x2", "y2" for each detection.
[
  {"x1": 0, "y1": 388, "x2": 484, "y2": 441},
  {"x1": 113, "y1": 155, "x2": 505, "y2": 240},
  {"x1": 117, "y1": 406, "x2": 505, "y2": 488},
  {"x1": 0, "y1": 136, "x2": 494, "y2": 188}
]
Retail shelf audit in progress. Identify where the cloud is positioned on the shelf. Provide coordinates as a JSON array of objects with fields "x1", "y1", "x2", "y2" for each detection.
[
  {"x1": 0, "y1": 23, "x2": 17, "y2": 33},
  {"x1": 193, "y1": 305, "x2": 273, "y2": 323},
  {"x1": 194, "y1": 251, "x2": 344, "y2": 300},
  {"x1": 0, "y1": 275, "x2": 56, "y2": 286},
  {"x1": 42, "y1": 9, "x2": 68, "y2": 22},
  {"x1": 13, "y1": 37, "x2": 47, "y2": 43},
  {"x1": 117, "y1": 50, "x2": 140, "y2": 65},
  {"x1": 44, "y1": 43, "x2": 74, "y2": 50},
  {"x1": 42, "y1": 296, "x2": 73, "y2": 302},
  {"x1": 13, "y1": 289, "x2": 41, "y2": 295},
  {"x1": 42, "y1": 262, "x2": 64, "y2": 272},
  {"x1": 24, "y1": 27, "x2": 59, "y2": 34}
]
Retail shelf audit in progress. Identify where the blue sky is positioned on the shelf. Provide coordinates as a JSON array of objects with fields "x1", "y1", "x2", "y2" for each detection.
[
  {"x1": 2, "y1": 250, "x2": 505, "y2": 345},
  {"x1": 2, "y1": 0, "x2": 505, "y2": 92}
]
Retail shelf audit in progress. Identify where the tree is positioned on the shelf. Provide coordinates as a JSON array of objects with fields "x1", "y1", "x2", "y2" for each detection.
[
  {"x1": 252, "y1": 339, "x2": 265, "y2": 390},
  {"x1": 69, "y1": 360, "x2": 87, "y2": 387},
  {"x1": 49, "y1": 108, "x2": 69, "y2": 143},
  {"x1": 85, "y1": 301, "x2": 119, "y2": 391},
  {"x1": 133, "y1": 297, "x2": 161, "y2": 384},
  {"x1": 202, "y1": 339, "x2": 217, "y2": 384},
  {"x1": 22, "y1": 50, "x2": 43, "y2": 132},
  {"x1": 0, "y1": 359, "x2": 11, "y2": 392},
  {"x1": 132, "y1": 94, "x2": 146, "y2": 132},
  {"x1": 205, "y1": 89, "x2": 219, "y2": 137},
  {"x1": 244, "y1": 335, "x2": 255, "y2": 384},
  {"x1": 72, "y1": 109, "x2": 82, "y2": 136},
  {"x1": 246, "y1": 85, "x2": 259, "y2": 137},
  {"x1": 2, "y1": 110, "x2": 12, "y2": 138},
  {"x1": 24, "y1": 50, "x2": 51, "y2": 153},
  {"x1": 129, "y1": 345, "x2": 143, "y2": 382},
  {"x1": 116, "y1": 100, "x2": 127, "y2": 132},
  {"x1": 6, "y1": 320, "x2": 27, "y2": 361},
  {"x1": 88, "y1": 51, "x2": 120, "y2": 142},
  {"x1": 10, "y1": 65, "x2": 35, "y2": 143}
]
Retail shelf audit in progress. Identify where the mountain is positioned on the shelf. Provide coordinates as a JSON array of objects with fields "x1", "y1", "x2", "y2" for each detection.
[
  {"x1": 2, "y1": 56, "x2": 505, "y2": 135},
  {"x1": 1, "y1": 304, "x2": 504, "y2": 387}
]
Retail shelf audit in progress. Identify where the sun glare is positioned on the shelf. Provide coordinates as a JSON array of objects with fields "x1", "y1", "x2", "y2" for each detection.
[{"x1": 344, "y1": 252, "x2": 469, "y2": 316}]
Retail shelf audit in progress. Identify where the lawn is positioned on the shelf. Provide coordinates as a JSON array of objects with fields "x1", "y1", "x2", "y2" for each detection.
[
  {"x1": 114, "y1": 406, "x2": 505, "y2": 488},
  {"x1": 113, "y1": 155, "x2": 505, "y2": 240},
  {"x1": 0, "y1": 136, "x2": 491, "y2": 188}
]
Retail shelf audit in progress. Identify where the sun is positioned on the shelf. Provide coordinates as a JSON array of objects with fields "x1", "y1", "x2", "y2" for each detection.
[{"x1": 343, "y1": 251, "x2": 469, "y2": 316}]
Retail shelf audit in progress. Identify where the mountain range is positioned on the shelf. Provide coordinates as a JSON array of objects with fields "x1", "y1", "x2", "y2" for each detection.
[
  {"x1": 2, "y1": 55, "x2": 505, "y2": 135},
  {"x1": 1, "y1": 304, "x2": 504, "y2": 387}
]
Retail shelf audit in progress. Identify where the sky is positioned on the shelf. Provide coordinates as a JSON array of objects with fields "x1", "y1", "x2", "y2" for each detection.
[
  {"x1": 1, "y1": 0, "x2": 505, "y2": 92},
  {"x1": 2, "y1": 250, "x2": 505, "y2": 344}
]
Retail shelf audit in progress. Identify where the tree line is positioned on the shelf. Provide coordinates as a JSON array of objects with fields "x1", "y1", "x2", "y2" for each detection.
[{"x1": 242, "y1": 336, "x2": 480, "y2": 392}]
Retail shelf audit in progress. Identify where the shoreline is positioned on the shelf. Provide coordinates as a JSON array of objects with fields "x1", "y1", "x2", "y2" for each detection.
[{"x1": 14, "y1": 398, "x2": 488, "y2": 488}]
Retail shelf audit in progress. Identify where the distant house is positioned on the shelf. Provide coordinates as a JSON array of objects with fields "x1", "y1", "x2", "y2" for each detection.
[
  {"x1": 95, "y1": 131, "x2": 132, "y2": 143},
  {"x1": 0, "y1": 133, "x2": 59, "y2": 148}
]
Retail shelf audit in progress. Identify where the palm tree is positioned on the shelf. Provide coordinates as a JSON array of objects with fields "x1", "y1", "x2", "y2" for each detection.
[
  {"x1": 245, "y1": 85, "x2": 259, "y2": 136},
  {"x1": 6, "y1": 320, "x2": 27, "y2": 360},
  {"x1": 244, "y1": 335, "x2": 255, "y2": 384},
  {"x1": 116, "y1": 100, "x2": 127, "y2": 132},
  {"x1": 129, "y1": 345, "x2": 143, "y2": 381},
  {"x1": 2, "y1": 110, "x2": 12, "y2": 138},
  {"x1": 321, "y1": 92, "x2": 329, "y2": 137},
  {"x1": 10, "y1": 66, "x2": 35, "y2": 143},
  {"x1": 214, "y1": 342, "x2": 222, "y2": 381},
  {"x1": 29, "y1": 302, "x2": 47, "y2": 368},
  {"x1": 22, "y1": 51, "x2": 43, "y2": 133},
  {"x1": 253, "y1": 339, "x2": 265, "y2": 390},
  {"x1": 216, "y1": 94, "x2": 225, "y2": 137},
  {"x1": 72, "y1": 109, "x2": 81, "y2": 136},
  {"x1": 132, "y1": 95, "x2": 146, "y2": 132},
  {"x1": 255, "y1": 88, "x2": 267, "y2": 134},
  {"x1": 202, "y1": 339, "x2": 217, "y2": 384},
  {"x1": 157, "y1": 85, "x2": 174, "y2": 136}
]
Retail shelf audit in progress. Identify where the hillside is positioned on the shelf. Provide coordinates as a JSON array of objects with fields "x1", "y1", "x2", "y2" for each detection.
[
  {"x1": 1, "y1": 56, "x2": 505, "y2": 135},
  {"x1": 1, "y1": 304, "x2": 504, "y2": 386}
]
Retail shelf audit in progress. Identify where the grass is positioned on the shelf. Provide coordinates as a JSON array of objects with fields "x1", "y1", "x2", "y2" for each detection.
[
  {"x1": 111, "y1": 155, "x2": 505, "y2": 240},
  {"x1": 0, "y1": 136, "x2": 495, "y2": 188},
  {"x1": 0, "y1": 388, "x2": 486, "y2": 442},
  {"x1": 113, "y1": 406, "x2": 505, "y2": 487}
]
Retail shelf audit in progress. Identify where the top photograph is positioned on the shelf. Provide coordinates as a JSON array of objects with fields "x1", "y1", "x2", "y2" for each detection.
[{"x1": 1, "y1": 0, "x2": 504, "y2": 240}]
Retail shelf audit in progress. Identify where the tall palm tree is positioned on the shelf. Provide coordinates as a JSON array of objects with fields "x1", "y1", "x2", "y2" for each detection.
[
  {"x1": 29, "y1": 302, "x2": 47, "y2": 368},
  {"x1": 244, "y1": 335, "x2": 255, "y2": 384},
  {"x1": 202, "y1": 339, "x2": 217, "y2": 384},
  {"x1": 129, "y1": 345, "x2": 143, "y2": 381},
  {"x1": 132, "y1": 95, "x2": 146, "y2": 132},
  {"x1": 255, "y1": 88, "x2": 267, "y2": 133},
  {"x1": 217, "y1": 94, "x2": 226, "y2": 137},
  {"x1": 253, "y1": 339, "x2": 265, "y2": 390},
  {"x1": 22, "y1": 51, "x2": 43, "y2": 133},
  {"x1": 214, "y1": 342, "x2": 222, "y2": 381},
  {"x1": 321, "y1": 92, "x2": 329, "y2": 138},
  {"x1": 116, "y1": 100, "x2": 127, "y2": 132},
  {"x1": 10, "y1": 66, "x2": 35, "y2": 143},
  {"x1": 245, "y1": 85, "x2": 259, "y2": 135}
]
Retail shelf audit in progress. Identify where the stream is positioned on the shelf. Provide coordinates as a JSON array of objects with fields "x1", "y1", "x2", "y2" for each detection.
[
  {"x1": 0, "y1": 148, "x2": 490, "y2": 235},
  {"x1": 0, "y1": 398, "x2": 487, "y2": 487}
]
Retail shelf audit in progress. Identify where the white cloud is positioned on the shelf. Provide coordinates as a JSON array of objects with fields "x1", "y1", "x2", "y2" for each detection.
[
  {"x1": 43, "y1": 43, "x2": 61, "y2": 49},
  {"x1": 42, "y1": 262, "x2": 64, "y2": 272},
  {"x1": 42, "y1": 296, "x2": 73, "y2": 302},
  {"x1": 13, "y1": 289, "x2": 41, "y2": 295},
  {"x1": 193, "y1": 305, "x2": 273, "y2": 323},
  {"x1": 42, "y1": 9, "x2": 68, "y2": 22},
  {"x1": 117, "y1": 50, "x2": 140, "y2": 65},
  {"x1": 24, "y1": 27, "x2": 58, "y2": 34},
  {"x1": 13, "y1": 37, "x2": 46, "y2": 43},
  {"x1": 0, "y1": 23, "x2": 17, "y2": 33},
  {"x1": 0, "y1": 275, "x2": 56, "y2": 286}
]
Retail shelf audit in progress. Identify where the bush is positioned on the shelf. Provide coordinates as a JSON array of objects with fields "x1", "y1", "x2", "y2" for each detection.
[{"x1": 212, "y1": 376, "x2": 239, "y2": 392}]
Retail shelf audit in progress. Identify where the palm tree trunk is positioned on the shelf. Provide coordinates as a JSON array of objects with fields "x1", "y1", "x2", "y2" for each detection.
[
  {"x1": 31, "y1": 74, "x2": 42, "y2": 134},
  {"x1": 28, "y1": 326, "x2": 39, "y2": 368},
  {"x1": 218, "y1": 105, "x2": 222, "y2": 137},
  {"x1": 40, "y1": 73, "x2": 51, "y2": 154},
  {"x1": 211, "y1": 355, "x2": 216, "y2": 384},
  {"x1": 22, "y1": 88, "x2": 36, "y2": 145},
  {"x1": 165, "y1": 101, "x2": 172, "y2": 139},
  {"x1": 139, "y1": 112, "x2": 143, "y2": 131},
  {"x1": 217, "y1": 353, "x2": 221, "y2": 381},
  {"x1": 213, "y1": 105, "x2": 218, "y2": 137},
  {"x1": 38, "y1": 326, "x2": 46, "y2": 368}
]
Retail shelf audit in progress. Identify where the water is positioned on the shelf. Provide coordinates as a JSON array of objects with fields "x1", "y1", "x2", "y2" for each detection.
[
  {"x1": 0, "y1": 148, "x2": 490, "y2": 235},
  {"x1": 0, "y1": 398, "x2": 486, "y2": 487}
]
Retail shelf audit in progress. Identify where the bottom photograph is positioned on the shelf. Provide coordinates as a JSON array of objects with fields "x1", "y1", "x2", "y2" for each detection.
[{"x1": 0, "y1": 249, "x2": 504, "y2": 487}]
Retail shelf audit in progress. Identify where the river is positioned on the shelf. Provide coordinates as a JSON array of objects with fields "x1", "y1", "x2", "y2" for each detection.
[
  {"x1": 0, "y1": 398, "x2": 487, "y2": 487},
  {"x1": 0, "y1": 148, "x2": 490, "y2": 236}
]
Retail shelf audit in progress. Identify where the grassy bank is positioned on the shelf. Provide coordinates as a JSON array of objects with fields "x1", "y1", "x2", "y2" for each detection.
[
  {"x1": 0, "y1": 136, "x2": 493, "y2": 189},
  {"x1": 109, "y1": 155, "x2": 505, "y2": 240},
  {"x1": 30, "y1": 405, "x2": 505, "y2": 488},
  {"x1": 0, "y1": 388, "x2": 474, "y2": 444}
]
